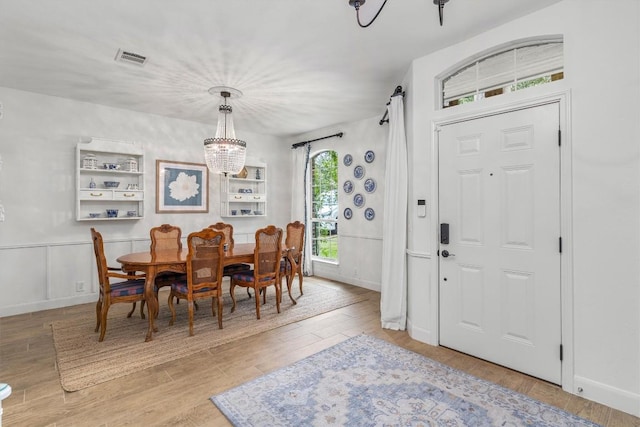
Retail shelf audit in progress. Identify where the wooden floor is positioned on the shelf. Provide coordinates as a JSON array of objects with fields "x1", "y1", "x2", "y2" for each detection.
[{"x1": 1, "y1": 277, "x2": 638, "y2": 426}]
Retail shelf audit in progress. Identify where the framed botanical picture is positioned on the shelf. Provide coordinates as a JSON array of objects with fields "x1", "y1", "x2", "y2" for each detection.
[{"x1": 156, "y1": 160, "x2": 209, "y2": 213}]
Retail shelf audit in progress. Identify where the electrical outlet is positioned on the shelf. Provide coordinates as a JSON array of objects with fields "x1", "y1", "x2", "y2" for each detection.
[{"x1": 76, "y1": 281, "x2": 85, "y2": 292}]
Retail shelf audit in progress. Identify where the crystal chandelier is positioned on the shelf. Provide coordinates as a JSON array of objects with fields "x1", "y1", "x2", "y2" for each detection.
[{"x1": 204, "y1": 86, "x2": 247, "y2": 175}]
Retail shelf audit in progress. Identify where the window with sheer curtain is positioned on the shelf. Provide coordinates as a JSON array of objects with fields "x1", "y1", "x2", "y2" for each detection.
[
  {"x1": 310, "y1": 150, "x2": 338, "y2": 261},
  {"x1": 442, "y1": 41, "x2": 564, "y2": 108}
]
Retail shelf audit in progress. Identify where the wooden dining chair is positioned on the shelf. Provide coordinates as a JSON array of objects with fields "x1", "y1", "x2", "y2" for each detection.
[
  {"x1": 230, "y1": 225, "x2": 283, "y2": 319},
  {"x1": 91, "y1": 228, "x2": 147, "y2": 342},
  {"x1": 168, "y1": 228, "x2": 226, "y2": 336},
  {"x1": 209, "y1": 222, "x2": 252, "y2": 296},
  {"x1": 284, "y1": 220, "x2": 305, "y2": 299},
  {"x1": 144, "y1": 224, "x2": 188, "y2": 315}
]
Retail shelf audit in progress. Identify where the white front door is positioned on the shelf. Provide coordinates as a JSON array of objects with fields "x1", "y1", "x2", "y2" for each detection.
[{"x1": 438, "y1": 103, "x2": 562, "y2": 384}]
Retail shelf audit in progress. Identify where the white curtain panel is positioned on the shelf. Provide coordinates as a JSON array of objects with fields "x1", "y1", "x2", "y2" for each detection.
[
  {"x1": 380, "y1": 95, "x2": 408, "y2": 330},
  {"x1": 290, "y1": 144, "x2": 314, "y2": 276}
]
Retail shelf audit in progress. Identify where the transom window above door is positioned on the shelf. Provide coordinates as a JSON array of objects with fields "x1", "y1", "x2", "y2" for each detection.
[{"x1": 442, "y1": 39, "x2": 564, "y2": 108}]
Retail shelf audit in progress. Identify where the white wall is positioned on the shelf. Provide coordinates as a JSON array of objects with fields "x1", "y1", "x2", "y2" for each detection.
[
  {"x1": 0, "y1": 87, "x2": 292, "y2": 315},
  {"x1": 404, "y1": 0, "x2": 639, "y2": 416},
  {"x1": 291, "y1": 115, "x2": 388, "y2": 291}
]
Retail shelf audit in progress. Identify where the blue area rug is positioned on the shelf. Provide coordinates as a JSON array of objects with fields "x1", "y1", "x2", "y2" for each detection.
[{"x1": 211, "y1": 334, "x2": 599, "y2": 426}]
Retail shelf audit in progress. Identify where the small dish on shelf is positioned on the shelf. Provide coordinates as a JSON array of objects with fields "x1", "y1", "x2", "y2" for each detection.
[
  {"x1": 104, "y1": 181, "x2": 120, "y2": 188},
  {"x1": 106, "y1": 209, "x2": 119, "y2": 218},
  {"x1": 253, "y1": 210, "x2": 263, "y2": 216},
  {"x1": 240, "y1": 209, "x2": 252, "y2": 215},
  {"x1": 88, "y1": 212, "x2": 102, "y2": 218},
  {"x1": 102, "y1": 163, "x2": 120, "y2": 170}
]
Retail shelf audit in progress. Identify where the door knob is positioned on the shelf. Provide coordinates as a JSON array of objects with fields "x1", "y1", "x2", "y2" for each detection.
[{"x1": 441, "y1": 250, "x2": 455, "y2": 258}]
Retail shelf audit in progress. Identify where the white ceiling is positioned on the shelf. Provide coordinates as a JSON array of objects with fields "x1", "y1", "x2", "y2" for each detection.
[{"x1": 0, "y1": 0, "x2": 561, "y2": 138}]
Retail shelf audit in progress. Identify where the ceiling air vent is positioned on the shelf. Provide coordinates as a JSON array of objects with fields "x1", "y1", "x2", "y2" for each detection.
[{"x1": 114, "y1": 49, "x2": 147, "y2": 66}]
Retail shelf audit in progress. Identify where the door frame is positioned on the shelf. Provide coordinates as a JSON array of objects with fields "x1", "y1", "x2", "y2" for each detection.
[{"x1": 429, "y1": 90, "x2": 574, "y2": 391}]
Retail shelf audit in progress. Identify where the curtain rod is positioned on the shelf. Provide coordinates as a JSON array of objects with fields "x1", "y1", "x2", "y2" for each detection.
[
  {"x1": 379, "y1": 85, "x2": 405, "y2": 125},
  {"x1": 291, "y1": 132, "x2": 344, "y2": 149}
]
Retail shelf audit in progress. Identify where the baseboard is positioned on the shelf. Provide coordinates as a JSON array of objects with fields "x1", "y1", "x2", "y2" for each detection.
[
  {"x1": 407, "y1": 318, "x2": 435, "y2": 345},
  {"x1": 0, "y1": 294, "x2": 97, "y2": 317},
  {"x1": 312, "y1": 271, "x2": 381, "y2": 292},
  {"x1": 573, "y1": 375, "x2": 640, "y2": 417}
]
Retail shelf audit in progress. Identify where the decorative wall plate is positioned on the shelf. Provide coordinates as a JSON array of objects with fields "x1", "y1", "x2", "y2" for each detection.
[
  {"x1": 344, "y1": 207, "x2": 353, "y2": 219},
  {"x1": 364, "y1": 207, "x2": 375, "y2": 220},
  {"x1": 343, "y1": 154, "x2": 353, "y2": 166},
  {"x1": 353, "y1": 193, "x2": 365, "y2": 208},
  {"x1": 364, "y1": 178, "x2": 376, "y2": 193},
  {"x1": 365, "y1": 150, "x2": 375, "y2": 163},
  {"x1": 343, "y1": 180, "x2": 354, "y2": 194},
  {"x1": 353, "y1": 165, "x2": 365, "y2": 180}
]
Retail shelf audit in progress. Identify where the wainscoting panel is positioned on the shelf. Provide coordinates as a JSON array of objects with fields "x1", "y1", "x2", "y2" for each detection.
[
  {"x1": 0, "y1": 245, "x2": 48, "y2": 307},
  {"x1": 0, "y1": 238, "x2": 151, "y2": 317},
  {"x1": 407, "y1": 249, "x2": 435, "y2": 345}
]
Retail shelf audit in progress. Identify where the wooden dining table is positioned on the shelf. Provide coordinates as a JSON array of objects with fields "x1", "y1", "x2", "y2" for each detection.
[{"x1": 117, "y1": 243, "x2": 256, "y2": 342}]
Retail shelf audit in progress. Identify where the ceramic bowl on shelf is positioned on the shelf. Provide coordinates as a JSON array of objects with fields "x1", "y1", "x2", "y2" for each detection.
[
  {"x1": 126, "y1": 210, "x2": 137, "y2": 217},
  {"x1": 106, "y1": 209, "x2": 119, "y2": 218},
  {"x1": 102, "y1": 163, "x2": 120, "y2": 170},
  {"x1": 89, "y1": 212, "x2": 101, "y2": 218},
  {"x1": 240, "y1": 209, "x2": 251, "y2": 215},
  {"x1": 253, "y1": 210, "x2": 263, "y2": 216},
  {"x1": 104, "y1": 181, "x2": 120, "y2": 188},
  {"x1": 231, "y1": 210, "x2": 237, "y2": 215}
]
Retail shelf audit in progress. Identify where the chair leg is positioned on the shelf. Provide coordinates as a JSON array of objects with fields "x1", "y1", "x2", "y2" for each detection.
[
  {"x1": 230, "y1": 280, "x2": 237, "y2": 313},
  {"x1": 247, "y1": 288, "x2": 252, "y2": 298},
  {"x1": 94, "y1": 299, "x2": 102, "y2": 333},
  {"x1": 168, "y1": 291, "x2": 177, "y2": 326},
  {"x1": 127, "y1": 302, "x2": 137, "y2": 318},
  {"x1": 216, "y1": 296, "x2": 223, "y2": 329},
  {"x1": 286, "y1": 271, "x2": 296, "y2": 304},
  {"x1": 254, "y1": 286, "x2": 261, "y2": 319},
  {"x1": 275, "y1": 283, "x2": 281, "y2": 314},
  {"x1": 298, "y1": 267, "x2": 304, "y2": 295},
  {"x1": 98, "y1": 303, "x2": 109, "y2": 342},
  {"x1": 140, "y1": 300, "x2": 146, "y2": 319},
  {"x1": 188, "y1": 300, "x2": 195, "y2": 336}
]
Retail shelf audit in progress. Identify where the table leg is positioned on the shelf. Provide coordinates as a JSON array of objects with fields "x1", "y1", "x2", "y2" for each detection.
[{"x1": 145, "y1": 266, "x2": 159, "y2": 342}]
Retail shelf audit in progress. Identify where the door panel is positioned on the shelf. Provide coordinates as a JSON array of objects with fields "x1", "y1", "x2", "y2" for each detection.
[{"x1": 438, "y1": 103, "x2": 561, "y2": 384}]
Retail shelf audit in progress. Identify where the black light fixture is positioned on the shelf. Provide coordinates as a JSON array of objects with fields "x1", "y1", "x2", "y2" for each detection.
[
  {"x1": 348, "y1": 0, "x2": 450, "y2": 28},
  {"x1": 434, "y1": 0, "x2": 450, "y2": 26}
]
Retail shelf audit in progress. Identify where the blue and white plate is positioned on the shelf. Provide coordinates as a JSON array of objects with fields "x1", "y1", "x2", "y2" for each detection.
[
  {"x1": 364, "y1": 178, "x2": 376, "y2": 193},
  {"x1": 343, "y1": 154, "x2": 353, "y2": 167},
  {"x1": 344, "y1": 207, "x2": 353, "y2": 219},
  {"x1": 353, "y1": 165, "x2": 365, "y2": 180},
  {"x1": 365, "y1": 207, "x2": 375, "y2": 220},
  {"x1": 343, "y1": 180, "x2": 354, "y2": 194},
  {"x1": 353, "y1": 193, "x2": 365, "y2": 208},
  {"x1": 365, "y1": 150, "x2": 375, "y2": 163}
]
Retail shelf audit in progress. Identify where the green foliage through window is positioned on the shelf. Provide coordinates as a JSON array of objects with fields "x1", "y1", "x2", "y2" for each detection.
[{"x1": 310, "y1": 151, "x2": 338, "y2": 261}]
